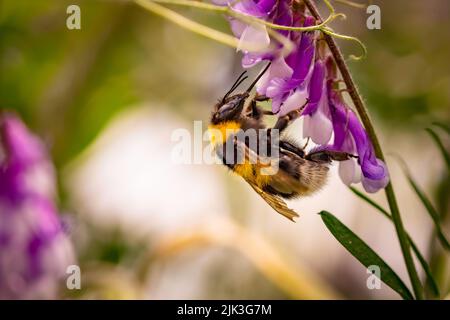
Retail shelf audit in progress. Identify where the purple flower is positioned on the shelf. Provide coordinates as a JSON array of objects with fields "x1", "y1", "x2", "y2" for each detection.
[
  {"x1": 327, "y1": 90, "x2": 389, "y2": 193},
  {"x1": 215, "y1": 0, "x2": 291, "y2": 68},
  {"x1": 302, "y1": 60, "x2": 333, "y2": 145},
  {"x1": 227, "y1": 0, "x2": 277, "y2": 67},
  {"x1": 0, "y1": 113, "x2": 74, "y2": 299},
  {"x1": 261, "y1": 16, "x2": 317, "y2": 115},
  {"x1": 241, "y1": 0, "x2": 293, "y2": 67},
  {"x1": 218, "y1": 1, "x2": 389, "y2": 192}
]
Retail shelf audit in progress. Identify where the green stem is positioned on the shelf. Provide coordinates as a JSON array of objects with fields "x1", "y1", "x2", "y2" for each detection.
[
  {"x1": 149, "y1": 0, "x2": 367, "y2": 60},
  {"x1": 138, "y1": 0, "x2": 365, "y2": 59},
  {"x1": 332, "y1": 0, "x2": 367, "y2": 9},
  {"x1": 321, "y1": 27, "x2": 367, "y2": 60},
  {"x1": 303, "y1": 0, "x2": 424, "y2": 300},
  {"x1": 134, "y1": 0, "x2": 239, "y2": 48}
]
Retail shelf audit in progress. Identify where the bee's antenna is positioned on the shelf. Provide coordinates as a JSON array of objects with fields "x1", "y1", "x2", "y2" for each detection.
[
  {"x1": 246, "y1": 62, "x2": 271, "y2": 93},
  {"x1": 223, "y1": 70, "x2": 248, "y2": 102},
  {"x1": 231, "y1": 75, "x2": 249, "y2": 94}
]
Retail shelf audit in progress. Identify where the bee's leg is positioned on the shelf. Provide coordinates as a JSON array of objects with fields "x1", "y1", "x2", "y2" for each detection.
[
  {"x1": 302, "y1": 137, "x2": 310, "y2": 149},
  {"x1": 254, "y1": 94, "x2": 270, "y2": 102},
  {"x1": 273, "y1": 109, "x2": 301, "y2": 133},
  {"x1": 264, "y1": 110, "x2": 302, "y2": 158},
  {"x1": 272, "y1": 99, "x2": 309, "y2": 134},
  {"x1": 262, "y1": 110, "x2": 275, "y2": 116},
  {"x1": 251, "y1": 96, "x2": 274, "y2": 116},
  {"x1": 249, "y1": 99, "x2": 277, "y2": 118},
  {"x1": 306, "y1": 150, "x2": 357, "y2": 163},
  {"x1": 264, "y1": 110, "x2": 300, "y2": 155},
  {"x1": 280, "y1": 140, "x2": 305, "y2": 158},
  {"x1": 245, "y1": 99, "x2": 266, "y2": 120}
]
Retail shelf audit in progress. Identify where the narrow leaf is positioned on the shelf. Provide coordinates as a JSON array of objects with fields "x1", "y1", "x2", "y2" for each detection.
[
  {"x1": 407, "y1": 235, "x2": 440, "y2": 298},
  {"x1": 405, "y1": 173, "x2": 450, "y2": 251},
  {"x1": 426, "y1": 127, "x2": 450, "y2": 170},
  {"x1": 394, "y1": 155, "x2": 450, "y2": 251},
  {"x1": 320, "y1": 211, "x2": 414, "y2": 300},
  {"x1": 349, "y1": 187, "x2": 390, "y2": 219},
  {"x1": 432, "y1": 122, "x2": 450, "y2": 135},
  {"x1": 349, "y1": 187, "x2": 440, "y2": 297}
]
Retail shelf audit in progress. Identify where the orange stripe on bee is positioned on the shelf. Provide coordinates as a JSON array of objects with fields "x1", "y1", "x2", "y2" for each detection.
[
  {"x1": 208, "y1": 121, "x2": 241, "y2": 146},
  {"x1": 234, "y1": 162, "x2": 271, "y2": 187},
  {"x1": 209, "y1": 122, "x2": 271, "y2": 188}
]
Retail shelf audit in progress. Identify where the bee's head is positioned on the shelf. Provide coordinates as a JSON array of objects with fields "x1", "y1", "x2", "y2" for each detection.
[
  {"x1": 211, "y1": 70, "x2": 249, "y2": 124},
  {"x1": 211, "y1": 63, "x2": 271, "y2": 125},
  {"x1": 211, "y1": 92, "x2": 249, "y2": 124}
]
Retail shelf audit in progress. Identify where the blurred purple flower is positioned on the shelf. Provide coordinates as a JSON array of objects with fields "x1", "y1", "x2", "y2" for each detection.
[{"x1": 0, "y1": 113, "x2": 74, "y2": 299}]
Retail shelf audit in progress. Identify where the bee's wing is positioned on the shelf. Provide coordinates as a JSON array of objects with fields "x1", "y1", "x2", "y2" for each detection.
[
  {"x1": 234, "y1": 139, "x2": 299, "y2": 221},
  {"x1": 246, "y1": 180, "x2": 299, "y2": 221}
]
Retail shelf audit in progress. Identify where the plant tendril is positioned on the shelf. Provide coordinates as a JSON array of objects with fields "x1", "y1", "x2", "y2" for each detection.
[{"x1": 136, "y1": 0, "x2": 366, "y2": 60}]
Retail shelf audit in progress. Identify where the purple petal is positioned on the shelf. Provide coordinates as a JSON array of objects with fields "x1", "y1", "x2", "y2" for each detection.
[
  {"x1": 233, "y1": 0, "x2": 270, "y2": 17},
  {"x1": 338, "y1": 159, "x2": 361, "y2": 186},
  {"x1": 271, "y1": 0, "x2": 292, "y2": 37},
  {"x1": 229, "y1": 18, "x2": 247, "y2": 38},
  {"x1": 328, "y1": 91, "x2": 389, "y2": 192},
  {"x1": 302, "y1": 100, "x2": 333, "y2": 145},
  {"x1": 362, "y1": 160, "x2": 389, "y2": 193},
  {"x1": 242, "y1": 52, "x2": 269, "y2": 68},
  {"x1": 266, "y1": 77, "x2": 288, "y2": 113},
  {"x1": 256, "y1": 57, "x2": 293, "y2": 95},
  {"x1": 285, "y1": 16, "x2": 316, "y2": 83},
  {"x1": 302, "y1": 60, "x2": 325, "y2": 115},
  {"x1": 279, "y1": 86, "x2": 308, "y2": 116},
  {"x1": 256, "y1": 0, "x2": 277, "y2": 14},
  {"x1": 237, "y1": 24, "x2": 270, "y2": 53},
  {"x1": 267, "y1": 17, "x2": 317, "y2": 114}
]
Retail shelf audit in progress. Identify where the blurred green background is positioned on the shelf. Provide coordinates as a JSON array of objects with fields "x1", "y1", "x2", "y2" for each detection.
[{"x1": 1, "y1": 0, "x2": 449, "y2": 299}]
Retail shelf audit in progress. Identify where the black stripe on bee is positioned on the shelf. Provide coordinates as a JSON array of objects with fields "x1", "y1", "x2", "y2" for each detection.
[{"x1": 262, "y1": 185, "x2": 296, "y2": 199}]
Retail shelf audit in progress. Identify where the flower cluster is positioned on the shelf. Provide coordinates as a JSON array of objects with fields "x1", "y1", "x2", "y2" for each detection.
[
  {"x1": 0, "y1": 113, "x2": 74, "y2": 299},
  {"x1": 217, "y1": 0, "x2": 389, "y2": 192}
]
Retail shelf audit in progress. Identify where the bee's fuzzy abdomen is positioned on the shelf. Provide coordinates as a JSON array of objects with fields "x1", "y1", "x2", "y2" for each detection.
[
  {"x1": 279, "y1": 158, "x2": 301, "y2": 180},
  {"x1": 297, "y1": 160, "x2": 330, "y2": 195}
]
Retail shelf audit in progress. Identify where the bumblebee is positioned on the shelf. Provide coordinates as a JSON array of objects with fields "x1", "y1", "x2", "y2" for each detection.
[{"x1": 209, "y1": 64, "x2": 354, "y2": 221}]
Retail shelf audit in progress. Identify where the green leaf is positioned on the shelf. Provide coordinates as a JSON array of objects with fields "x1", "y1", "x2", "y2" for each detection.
[
  {"x1": 320, "y1": 211, "x2": 414, "y2": 300},
  {"x1": 349, "y1": 187, "x2": 440, "y2": 297},
  {"x1": 405, "y1": 173, "x2": 450, "y2": 251},
  {"x1": 349, "y1": 187, "x2": 390, "y2": 219},
  {"x1": 426, "y1": 128, "x2": 450, "y2": 170},
  {"x1": 432, "y1": 122, "x2": 450, "y2": 135},
  {"x1": 394, "y1": 154, "x2": 450, "y2": 252},
  {"x1": 407, "y1": 235, "x2": 440, "y2": 298}
]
